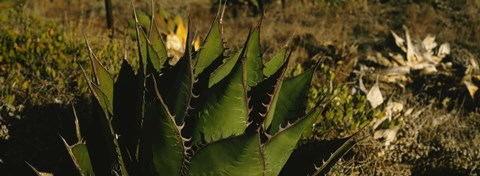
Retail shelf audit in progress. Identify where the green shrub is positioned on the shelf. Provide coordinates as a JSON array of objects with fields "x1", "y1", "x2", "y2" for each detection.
[
  {"x1": 0, "y1": 8, "x2": 85, "y2": 108},
  {"x1": 0, "y1": 7, "x2": 130, "y2": 112},
  {"x1": 309, "y1": 63, "x2": 382, "y2": 139}
]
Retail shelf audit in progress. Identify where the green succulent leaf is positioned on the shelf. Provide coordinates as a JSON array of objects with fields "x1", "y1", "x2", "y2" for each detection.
[
  {"x1": 141, "y1": 80, "x2": 186, "y2": 175},
  {"x1": 71, "y1": 144, "x2": 95, "y2": 176},
  {"x1": 313, "y1": 135, "x2": 359, "y2": 176},
  {"x1": 191, "y1": 47, "x2": 248, "y2": 144},
  {"x1": 163, "y1": 21, "x2": 194, "y2": 123},
  {"x1": 261, "y1": 49, "x2": 289, "y2": 129},
  {"x1": 84, "y1": 36, "x2": 114, "y2": 115},
  {"x1": 263, "y1": 107, "x2": 321, "y2": 176},
  {"x1": 81, "y1": 40, "x2": 129, "y2": 176},
  {"x1": 194, "y1": 15, "x2": 224, "y2": 76},
  {"x1": 263, "y1": 48, "x2": 286, "y2": 78},
  {"x1": 105, "y1": 9, "x2": 149, "y2": 167},
  {"x1": 134, "y1": 8, "x2": 149, "y2": 113},
  {"x1": 136, "y1": 23, "x2": 149, "y2": 74},
  {"x1": 187, "y1": 134, "x2": 263, "y2": 176},
  {"x1": 81, "y1": 65, "x2": 111, "y2": 118},
  {"x1": 209, "y1": 50, "x2": 241, "y2": 88},
  {"x1": 113, "y1": 57, "x2": 144, "y2": 164},
  {"x1": 245, "y1": 25, "x2": 264, "y2": 88},
  {"x1": 279, "y1": 136, "x2": 352, "y2": 175},
  {"x1": 267, "y1": 69, "x2": 314, "y2": 134},
  {"x1": 128, "y1": 9, "x2": 150, "y2": 40},
  {"x1": 60, "y1": 136, "x2": 95, "y2": 176},
  {"x1": 148, "y1": 18, "x2": 168, "y2": 72},
  {"x1": 136, "y1": 10, "x2": 151, "y2": 31}
]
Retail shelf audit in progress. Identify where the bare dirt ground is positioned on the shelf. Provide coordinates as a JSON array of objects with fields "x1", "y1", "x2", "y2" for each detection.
[{"x1": 1, "y1": 0, "x2": 480, "y2": 175}]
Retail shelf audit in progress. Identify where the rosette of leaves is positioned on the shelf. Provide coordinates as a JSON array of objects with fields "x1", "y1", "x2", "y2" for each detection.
[{"x1": 39, "y1": 4, "x2": 360, "y2": 176}]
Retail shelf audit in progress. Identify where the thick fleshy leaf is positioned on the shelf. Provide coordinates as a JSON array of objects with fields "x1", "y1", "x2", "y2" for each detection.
[
  {"x1": 209, "y1": 50, "x2": 242, "y2": 88},
  {"x1": 245, "y1": 25, "x2": 263, "y2": 88},
  {"x1": 267, "y1": 69, "x2": 314, "y2": 134},
  {"x1": 280, "y1": 137, "x2": 352, "y2": 175},
  {"x1": 114, "y1": 57, "x2": 144, "y2": 165},
  {"x1": 80, "y1": 64, "x2": 128, "y2": 175},
  {"x1": 141, "y1": 82, "x2": 185, "y2": 175},
  {"x1": 366, "y1": 78, "x2": 384, "y2": 109},
  {"x1": 137, "y1": 10, "x2": 151, "y2": 31},
  {"x1": 137, "y1": 24, "x2": 149, "y2": 73},
  {"x1": 84, "y1": 36, "x2": 114, "y2": 115},
  {"x1": 247, "y1": 50, "x2": 289, "y2": 133},
  {"x1": 60, "y1": 135, "x2": 94, "y2": 176},
  {"x1": 89, "y1": 81, "x2": 109, "y2": 114},
  {"x1": 163, "y1": 21, "x2": 194, "y2": 123},
  {"x1": 194, "y1": 15, "x2": 224, "y2": 76},
  {"x1": 129, "y1": 9, "x2": 151, "y2": 40},
  {"x1": 313, "y1": 136, "x2": 359, "y2": 176},
  {"x1": 80, "y1": 65, "x2": 111, "y2": 118},
  {"x1": 187, "y1": 134, "x2": 263, "y2": 176},
  {"x1": 71, "y1": 144, "x2": 95, "y2": 175},
  {"x1": 148, "y1": 18, "x2": 168, "y2": 72},
  {"x1": 263, "y1": 48, "x2": 286, "y2": 78},
  {"x1": 26, "y1": 162, "x2": 53, "y2": 176},
  {"x1": 191, "y1": 47, "x2": 248, "y2": 144},
  {"x1": 263, "y1": 108, "x2": 321, "y2": 176},
  {"x1": 117, "y1": 9, "x2": 147, "y2": 163}
]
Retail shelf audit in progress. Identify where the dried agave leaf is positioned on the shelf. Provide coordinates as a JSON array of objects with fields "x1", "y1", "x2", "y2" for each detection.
[
  {"x1": 463, "y1": 76, "x2": 478, "y2": 98},
  {"x1": 375, "y1": 52, "x2": 393, "y2": 67},
  {"x1": 469, "y1": 58, "x2": 479, "y2": 72},
  {"x1": 438, "y1": 43, "x2": 450, "y2": 57},
  {"x1": 358, "y1": 76, "x2": 368, "y2": 94},
  {"x1": 431, "y1": 55, "x2": 443, "y2": 64},
  {"x1": 388, "y1": 52, "x2": 406, "y2": 66},
  {"x1": 420, "y1": 64, "x2": 438, "y2": 75},
  {"x1": 380, "y1": 75, "x2": 405, "y2": 85},
  {"x1": 373, "y1": 126, "x2": 400, "y2": 146},
  {"x1": 384, "y1": 66, "x2": 410, "y2": 75},
  {"x1": 380, "y1": 75, "x2": 409, "y2": 89},
  {"x1": 390, "y1": 30, "x2": 406, "y2": 52},
  {"x1": 404, "y1": 26, "x2": 418, "y2": 64},
  {"x1": 410, "y1": 62, "x2": 434, "y2": 71},
  {"x1": 366, "y1": 78, "x2": 384, "y2": 109},
  {"x1": 403, "y1": 107, "x2": 414, "y2": 117},
  {"x1": 472, "y1": 74, "x2": 480, "y2": 81},
  {"x1": 385, "y1": 102, "x2": 404, "y2": 121},
  {"x1": 422, "y1": 34, "x2": 437, "y2": 52},
  {"x1": 381, "y1": 66, "x2": 410, "y2": 87}
]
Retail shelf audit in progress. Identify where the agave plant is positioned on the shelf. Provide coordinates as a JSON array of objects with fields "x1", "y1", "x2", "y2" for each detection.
[{"x1": 37, "y1": 4, "x2": 359, "y2": 176}]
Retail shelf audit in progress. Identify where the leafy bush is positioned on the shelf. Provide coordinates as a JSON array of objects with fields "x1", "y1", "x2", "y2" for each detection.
[
  {"x1": 0, "y1": 7, "x2": 130, "y2": 114},
  {"x1": 0, "y1": 9, "x2": 85, "y2": 108}
]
